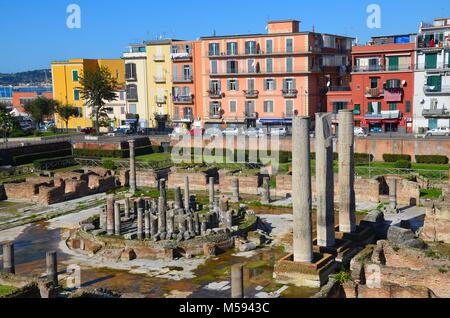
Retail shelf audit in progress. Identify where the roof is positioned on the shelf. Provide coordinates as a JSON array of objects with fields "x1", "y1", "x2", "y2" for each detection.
[{"x1": 200, "y1": 31, "x2": 354, "y2": 40}]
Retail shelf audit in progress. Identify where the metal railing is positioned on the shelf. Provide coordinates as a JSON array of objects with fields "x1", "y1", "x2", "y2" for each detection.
[
  {"x1": 355, "y1": 166, "x2": 449, "y2": 181},
  {"x1": 75, "y1": 158, "x2": 173, "y2": 171},
  {"x1": 422, "y1": 108, "x2": 450, "y2": 118},
  {"x1": 423, "y1": 85, "x2": 450, "y2": 94}
]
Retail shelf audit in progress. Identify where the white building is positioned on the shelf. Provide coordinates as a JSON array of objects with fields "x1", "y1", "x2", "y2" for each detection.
[
  {"x1": 413, "y1": 18, "x2": 450, "y2": 133},
  {"x1": 122, "y1": 44, "x2": 150, "y2": 129}
]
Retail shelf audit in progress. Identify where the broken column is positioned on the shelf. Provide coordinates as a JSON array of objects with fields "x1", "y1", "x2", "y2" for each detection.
[
  {"x1": 315, "y1": 113, "x2": 335, "y2": 248},
  {"x1": 158, "y1": 196, "x2": 167, "y2": 235},
  {"x1": 2, "y1": 242, "x2": 15, "y2": 274},
  {"x1": 114, "y1": 202, "x2": 121, "y2": 236},
  {"x1": 137, "y1": 208, "x2": 144, "y2": 240},
  {"x1": 219, "y1": 196, "x2": 229, "y2": 225},
  {"x1": 46, "y1": 251, "x2": 58, "y2": 286},
  {"x1": 389, "y1": 178, "x2": 398, "y2": 211},
  {"x1": 150, "y1": 214, "x2": 158, "y2": 238},
  {"x1": 338, "y1": 110, "x2": 356, "y2": 233},
  {"x1": 261, "y1": 177, "x2": 271, "y2": 204},
  {"x1": 226, "y1": 210, "x2": 233, "y2": 229},
  {"x1": 231, "y1": 264, "x2": 244, "y2": 298},
  {"x1": 128, "y1": 139, "x2": 137, "y2": 194},
  {"x1": 193, "y1": 213, "x2": 200, "y2": 235},
  {"x1": 106, "y1": 195, "x2": 115, "y2": 236},
  {"x1": 292, "y1": 117, "x2": 313, "y2": 263},
  {"x1": 209, "y1": 177, "x2": 215, "y2": 208},
  {"x1": 100, "y1": 205, "x2": 107, "y2": 230},
  {"x1": 124, "y1": 197, "x2": 130, "y2": 219},
  {"x1": 159, "y1": 179, "x2": 167, "y2": 202},
  {"x1": 167, "y1": 212, "x2": 175, "y2": 238},
  {"x1": 174, "y1": 187, "x2": 183, "y2": 210},
  {"x1": 144, "y1": 211, "x2": 151, "y2": 239},
  {"x1": 232, "y1": 177, "x2": 240, "y2": 202},
  {"x1": 184, "y1": 176, "x2": 190, "y2": 213}
]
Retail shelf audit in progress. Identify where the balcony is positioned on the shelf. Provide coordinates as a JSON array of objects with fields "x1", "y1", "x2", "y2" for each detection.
[
  {"x1": 172, "y1": 76, "x2": 193, "y2": 83},
  {"x1": 244, "y1": 90, "x2": 259, "y2": 98},
  {"x1": 282, "y1": 89, "x2": 298, "y2": 98},
  {"x1": 173, "y1": 95, "x2": 194, "y2": 104},
  {"x1": 364, "y1": 110, "x2": 401, "y2": 120},
  {"x1": 365, "y1": 88, "x2": 384, "y2": 98},
  {"x1": 415, "y1": 63, "x2": 450, "y2": 71},
  {"x1": 353, "y1": 64, "x2": 413, "y2": 73},
  {"x1": 170, "y1": 52, "x2": 192, "y2": 61},
  {"x1": 173, "y1": 114, "x2": 194, "y2": 122},
  {"x1": 209, "y1": 112, "x2": 223, "y2": 120},
  {"x1": 154, "y1": 76, "x2": 166, "y2": 83},
  {"x1": 244, "y1": 111, "x2": 258, "y2": 119},
  {"x1": 208, "y1": 49, "x2": 319, "y2": 59},
  {"x1": 155, "y1": 96, "x2": 167, "y2": 104},
  {"x1": 384, "y1": 89, "x2": 403, "y2": 102},
  {"x1": 423, "y1": 85, "x2": 450, "y2": 95},
  {"x1": 422, "y1": 108, "x2": 450, "y2": 118},
  {"x1": 209, "y1": 68, "x2": 310, "y2": 77},
  {"x1": 328, "y1": 86, "x2": 351, "y2": 92},
  {"x1": 153, "y1": 54, "x2": 165, "y2": 62},
  {"x1": 207, "y1": 90, "x2": 223, "y2": 99}
]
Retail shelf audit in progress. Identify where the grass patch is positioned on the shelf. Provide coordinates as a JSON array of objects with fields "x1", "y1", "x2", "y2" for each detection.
[
  {"x1": 136, "y1": 153, "x2": 172, "y2": 162},
  {"x1": 0, "y1": 285, "x2": 18, "y2": 297},
  {"x1": 420, "y1": 188, "x2": 443, "y2": 199}
]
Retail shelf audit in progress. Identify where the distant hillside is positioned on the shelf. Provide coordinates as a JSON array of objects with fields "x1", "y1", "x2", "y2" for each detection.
[{"x1": 0, "y1": 69, "x2": 52, "y2": 85}]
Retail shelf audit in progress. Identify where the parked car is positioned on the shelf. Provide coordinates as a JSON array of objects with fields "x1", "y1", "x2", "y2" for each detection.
[
  {"x1": 222, "y1": 128, "x2": 240, "y2": 136},
  {"x1": 246, "y1": 128, "x2": 265, "y2": 137},
  {"x1": 81, "y1": 127, "x2": 97, "y2": 135},
  {"x1": 354, "y1": 127, "x2": 368, "y2": 137},
  {"x1": 270, "y1": 127, "x2": 287, "y2": 136},
  {"x1": 425, "y1": 127, "x2": 450, "y2": 137}
]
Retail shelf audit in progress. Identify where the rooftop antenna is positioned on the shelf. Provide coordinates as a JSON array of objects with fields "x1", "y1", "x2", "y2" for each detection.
[
  {"x1": 312, "y1": 24, "x2": 315, "y2": 33},
  {"x1": 213, "y1": 29, "x2": 216, "y2": 37},
  {"x1": 265, "y1": 15, "x2": 270, "y2": 31}
]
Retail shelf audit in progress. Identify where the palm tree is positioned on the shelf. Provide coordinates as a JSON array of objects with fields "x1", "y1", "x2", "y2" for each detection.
[
  {"x1": 56, "y1": 104, "x2": 78, "y2": 132},
  {"x1": 78, "y1": 66, "x2": 121, "y2": 135}
]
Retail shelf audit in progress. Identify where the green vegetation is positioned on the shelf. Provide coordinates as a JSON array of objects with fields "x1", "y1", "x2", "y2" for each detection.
[
  {"x1": 33, "y1": 156, "x2": 77, "y2": 170},
  {"x1": 415, "y1": 155, "x2": 449, "y2": 165},
  {"x1": 395, "y1": 160, "x2": 412, "y2": 169},
  {"x1": 0, "y1": 285, "x2": 18, "y2": 297},
  {"x1": 23, "y1": 96, "x2": 57, "y2": 129},
  {"x1": 333, "y1": 270, "x2": 351, "y2": 285},
  {"x1": 420, "y1": 188, "x2": 443, "y2": 199},
  {"x1": 136, "y1": 153, "x2": 172, "y2": 162},
  {"x1": 0, "y1": 69, "x2": 50, "y2": 86},
  {"x1": 56, "y1": 104, "x2": 78, "y2": 132},
  {"x1": 13, "y1": 147, "x2": 72, "y2": 166},
  {"x1": 383, "y1": 154, "x2": 412, "y2": 163},
  {"x1": 101, "y1": 159, "x2": 117, "y2": 171}
]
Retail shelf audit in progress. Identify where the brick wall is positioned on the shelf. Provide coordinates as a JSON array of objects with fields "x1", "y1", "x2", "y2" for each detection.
[{"x1": 219, "y1": 170, "x2": 260, "y2": 195}]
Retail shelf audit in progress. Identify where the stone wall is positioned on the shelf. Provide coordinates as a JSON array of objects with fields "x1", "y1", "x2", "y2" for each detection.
[
  {"x1": 420, "y1": 203, "x2": 450, "y2": 243},
  {"x1": 0, "y1": 184, "x2": 7, "y2": 201},
  {"x1": 38, "y1": 185, "x2": 65, "y2": 205},
  {"x1": 135, "y1": 170, "x2": 158, "y2": 188},
  {"x1": 219, "y1": 170, "x2": 260, "y2": 195},
  {"x1": 3, "y1": 182, "x2": 41, "y2": 200},
  {"x1": 167, "y1": 168, "x2": 216, "y2": 191}
]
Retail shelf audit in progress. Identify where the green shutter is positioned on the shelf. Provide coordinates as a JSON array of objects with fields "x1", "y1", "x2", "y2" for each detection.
[
  {"x1": 427, "y1": 76, "x2": 442, "y2": 92},
  {"x1": 425, "y1": 53, "x2": 438, "y2": 69},
  {"x1": 368, "y1": 102, "x2": 374, "y2": 113},
  {"x1": 406, "y1": 101, "x2": 411, "y2": 113},
  {"x1": 388, "y1": 56, "x2": 399, "y2": 71},
  {"x1": 353, "y1": 104, "x2": 361, "y2": 115},
  {"x1": 389, "y1": 102, "x2": 397, "y2": 110}
]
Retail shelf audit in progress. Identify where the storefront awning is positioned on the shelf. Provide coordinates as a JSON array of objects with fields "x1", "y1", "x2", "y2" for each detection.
[{"x1": 257, "y1": 118, "x2": 292, "y2": 125}]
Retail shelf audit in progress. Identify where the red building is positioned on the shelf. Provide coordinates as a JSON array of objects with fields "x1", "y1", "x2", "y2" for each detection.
[
  {"x1": 12, "y1": 89, "x2": 53, "y2": 114},
  {"x1": 327, "y1": 35, "x2": 416, "y2": 134}
]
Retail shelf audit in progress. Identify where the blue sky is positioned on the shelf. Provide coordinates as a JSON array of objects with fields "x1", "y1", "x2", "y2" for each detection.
[{"x1": 0, "y1": 0, "x2": 449, "y2": 73}]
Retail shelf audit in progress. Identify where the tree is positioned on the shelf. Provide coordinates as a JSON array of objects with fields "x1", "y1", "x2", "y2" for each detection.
[
  {"x1": 0, "y1": 102, "x2": 13, "y2": 143},
  {"x1": 56, "y1": 104, "x2": 78, "y2": 132},
  {"x1": 23, "y1": 96, "x2": 57, "y2": 130},
  {"x1": 78, "y1": 66, "x2": 121, "y2": 134}
]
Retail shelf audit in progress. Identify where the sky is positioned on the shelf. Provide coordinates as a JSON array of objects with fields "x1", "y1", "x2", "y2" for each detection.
[{"x1": 0, "y1": 0, "x2": 449, "y2": 73}]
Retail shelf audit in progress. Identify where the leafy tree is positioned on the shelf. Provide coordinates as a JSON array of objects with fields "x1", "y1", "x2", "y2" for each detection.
[
  {"x1": 23, "y1": 96, "x2": 57, "y2": 129},
  {"x1": 78, "y1": 66, "x2": 121, "y2": 134},
  {"x1": 56, "y1": 104, "x2": 78, "y2": 132},
  {"x1": 0, "y1": 102, "x2": 13, "y2": 142}
]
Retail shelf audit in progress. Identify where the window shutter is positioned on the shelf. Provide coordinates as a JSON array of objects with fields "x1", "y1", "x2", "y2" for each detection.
[
  {"x1": 368, "y1": 102, "x2": 373, "y2": 113},
  {"x1": 227, "y1": 80, "x2": 231, "y2": 91},
  {"x1": 235, "y1": 80, "x2": 239, "y2": 91},
  {"x1": 283, "y1": 79, "x2": 287, "y2": 91},
  {"x1": 293, "y1": 79, "x2": 297, "y2": 89}
]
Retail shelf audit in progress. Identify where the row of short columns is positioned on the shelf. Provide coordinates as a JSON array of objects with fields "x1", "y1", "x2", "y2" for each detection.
[{"x1": 2, "y1": 242, "x2": 59, "y2": 285}]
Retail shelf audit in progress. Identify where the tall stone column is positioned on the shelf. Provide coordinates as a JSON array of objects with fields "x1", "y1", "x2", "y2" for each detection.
[
  {"x1": 193, "y1": 213, "x2": 200, "y2": 235},
  {"x1": 124, "y1": 197, "x2": 130, "y2": 219},
  {"x1": 46, "y1": 251, "x2": 58, "y2": 286},
  {"x1": 338, "y1": 110, "x2": 356, "y2": 233},
  {"x1": 2, "y1": 242, "x2": 15, "y2": 274},
  {"x1": 315, "y1": 113, "x2": 335, "y2": 248},
  {"x1": 106, "y1": 195, "x2": 115, "y2": 236},
  {"x1": 167, "y1": 212, "x2": 175, "y2": 237},
  {"x1": 184, "y1": 176, "x2": 190, "y2": 213},
  {"x1": 144, "y1": 211, "x2": 151, "y2": 239},
  {"x1": 128, "y1": 140, "x2": 137, "y2": 194},
  {"x1": 159, "y1": 179, "x2": 167, "y2": 203},
  {"x1": 232, "y1": 177, "x2": 240, "y2": 203},
  {"x1": 114, "y1": 202, "x2": 121, "y2": 236},
  {"x1": 150, "y1": 215, "x2": 158, "y2": 238},
  {"x1": 137, "y1": 208, "x2": 144, "y2": 240},
  {"x1": 209, "y1": 177, "x2": 215, "y2": 208},
  {"x1": 261, "y1": 177, "x2": 271, "y2": 204},
  {"x1": 231, "y1": 264, "x2": 244, "y2": 298},
  {"x1": 158, "y1": 196, "x2": 167, "y2": 234},
  {"x1": 174, "y1": 187, "x2": 183, "y2": 210},
  {"x1": 389, "y1": 178, "x2": 398, "y2": 210},
  {"x1": 292, "y1": 117, "x2": 313, "y2": 263}
]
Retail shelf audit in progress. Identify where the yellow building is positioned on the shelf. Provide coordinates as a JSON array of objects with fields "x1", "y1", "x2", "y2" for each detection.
[
  {"x1": 145, "y1": 40, "x2": 174, "y2": 129},
  {"x1": 51, "y1": 58, "x2": 124, "y2": 130}
]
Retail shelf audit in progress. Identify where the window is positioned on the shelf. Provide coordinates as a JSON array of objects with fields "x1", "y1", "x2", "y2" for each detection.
[
  {"x1": 385, "y1": 79, "x2": 401, "y2": 89},
  {"x1": 72, "y1": 70, "x2": 79, "y2": 82},
  {"x1": 332, "y1": 102, "x2": 347, "y2": 113},
  {"x1": 266, "y1": 39, "x2": 273, "y2": 54},
  {"x1": 129, "y1": 104, "x2": 137, "y2": 114},
  {"x1": 266, "y1": 58, "x2": 273, "y2": 73},
  {"x1": 227, "y1": 79, "x2": 238, "y2": 91},
  {"x1": 285, "y1": 100, "x2": 294, "y2": 117},
  {"x1": 286, "y1": 57, "x2": 293, "y2": 73},
  {"x1": 211, "y1": 60, "x2": 218, "y2": 74},
  {"x1": 427, "y1": 75, "x2": 442, "y2": 92},
  {"x1": 245, "y1": 41, "x2": 257, "y2": 55},
  {"x1": 368, "y1": 102, "x2": 381, "y2": 114},
  {"x1": 245, "y1": 101, "x2": 255, "y2": 114},
  {"x1": 210, "y1": 102, "x2": 222, "y2": 116},
  {"x1": 247, "y1": 79, "x2": 255, "y2": 91},
  {"x1": 248, "y1": 59, "x2": 255, "y2": 73},
  {"x1": 387, "y1": 56, "x2": 399, "y2": 71},
  {"x1": 183, "y1": 65, "x2": 192, "y2": 80},
  {"x1": 182, "y1": 86, "x2": 190, "y2": 96},
  {"x1": 388, "y1": 102, "x2": 397, "y2": 110},
  {"x1": 425, "y1": 53, "x2": 438, "y2": 69},
  {"x1": 209, "y1": 43, "x2": 220, "y2": 56},
  {"x1": 286, "y1": 38, "x2": 293, "y2": 53},
  {"x1": 227, "y1": 42, "x2": 238, "y2": 55},
  {"x1": 185, "y1": 45, "x2": 191, "y2": 54},
  {"x1": 209, "y1": 80, "x2": 221, "y2": 93},
  {"x1": 74, "y1": 89, "x2": 80, "y2": 101},
  {"x1": 283, "y1": 78, "x2": 296, "y2": 91},
  {"x1": 171, "y1": 45, "x2": 179, "y2": 54},
  {"x1": 125, "y1": 63, "x2": 137, "y2": 80},
  {"x1": 126, "y1": 85, "x2": 138, "y2": 101},
  {"x1": 119, "y1": 91, "x2": 125, "y2": 101},
  {"x1": 353, "y1": 104, "x2": 361, "y2": 115},
  {"x1": 264, "y1": 79, "x2": 276, "y2": 91},
  {"x1": 227, "y1": 60, "x2": 238, "y2": 74},
  {"x1": 406, "y1": 101, "x2": 411, "y2": 113},
  {"x1": 370, "y1": 77, "x2": 379, "y2": 89},
  {"x1": 229, "y1": 100, "x2": 237, "y2": 113},
  {"x1": 264, "y1": 100, "x2": 274, "y2": 113}
]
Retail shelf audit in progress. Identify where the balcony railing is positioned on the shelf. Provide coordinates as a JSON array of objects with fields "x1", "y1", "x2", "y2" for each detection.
[
  {"x1": 353, "y1": 64, "x2": 413, "y2": 73},
  {"x1": 328, "y1": 86, "x2": 351, "y2": 92},
  {"x1": 209, "y1": 112, "x2": 222, "y2": 119},
  {"x1": 154, "y1": 76, "x2": 166, "y2": 83},
  {"x1": 244, "y1": 111, "x2": 258, "y2": 119},
  {"x1": 173, "y1": 95, "x2": 194, "y2": 104},
  {"x1": 210, "y1": 68, "x2": 310, "y2": 76},
  {"x1": 208, "y1": 48, "x2": 323, "y2": 58},
  {"x1": 155, "y1": 96, "x2": 167, "y2": 104},
  {"x1": 170, "y1": 52, "x2": 192, "y2": 61},
  {"x1": 282, "y1": 89, "x2": 298, "y2": 98},
  {"x1": 173, "y1": 114, "x2": 194, "y2": 122},
  {"x1": 416, "y1": 63, "x2": 450, "y2": 71},
  {"x1": 244, "y1": 90, "x2": 259, "y2": 98},
  {"x1": 422, "y1": 108, "x2": 450, "y2": 118},
  {"x1": 365, "y1": 88, "x2": 384, "y2": 98},
  {"x1": 207, "y1": 90, "x2": 223, "y2": 99},
  {"x1": 153, "y1": 54, "x2": 165, "y2": 62},
  {"x1": 364, "y1": 110, "x2": 401, "y2": 120},
  {"x1": 424, "y1": 85, "x2": 450, "y2": 95},
  {"x1": 172, "y1": 76, "x2": 193, "y2": 83}
]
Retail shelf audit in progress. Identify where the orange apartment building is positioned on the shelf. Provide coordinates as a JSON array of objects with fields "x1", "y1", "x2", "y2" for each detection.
[
  {"x1": 199, "y1": 20, "x2": 354, "y2": 131},
  {"x1": 12, "y1": 89, "x2": 53, "y2": 115}
]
